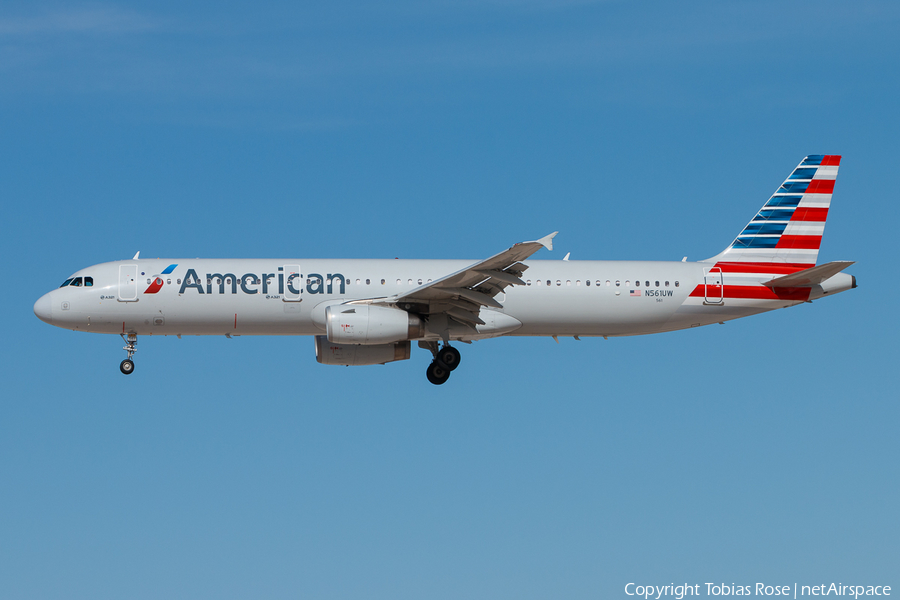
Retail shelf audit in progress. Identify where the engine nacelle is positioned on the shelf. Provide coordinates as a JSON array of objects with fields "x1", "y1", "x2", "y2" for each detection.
[
  {"x1": 325, "y1": 304, "x2": 424, "y2": 345},
  {"x1": 315, "y1": 336, "x2": 411, "y2": 366}
]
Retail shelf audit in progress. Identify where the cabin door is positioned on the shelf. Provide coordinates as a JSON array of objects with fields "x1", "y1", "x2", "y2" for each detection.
[
  {"x1": 118, "y1": 264, "x2": 138, "y2": 302},
  {"x1": 704, "y1": 267, "x2": 723, "y2": 305}
]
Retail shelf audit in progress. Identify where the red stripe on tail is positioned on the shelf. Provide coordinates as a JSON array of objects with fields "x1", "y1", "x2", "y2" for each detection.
[
  {"x1": 791, "y1": 207, "x2": 829, "y2": 222},
  {"x1": 806, "y1": 179, "x2": 835, "y2": 194},
  {"x1": 714, "y1": 262, "x2": 811, "y2": 274},
  {"x1": 690, "y1": 285, "x2": 811, "y2": 301},
  {"x1": 776, "y1": 235, "x2": 821, "y2": 249}
]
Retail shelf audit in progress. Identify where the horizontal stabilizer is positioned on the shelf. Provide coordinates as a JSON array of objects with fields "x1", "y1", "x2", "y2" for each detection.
[{"x1": 763, "y1": 261, "x2": 855, "y2": 288}]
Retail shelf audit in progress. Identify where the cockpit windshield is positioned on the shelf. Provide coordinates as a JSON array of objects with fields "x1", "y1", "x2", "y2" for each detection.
[{"x1": 59, "y1": 276, "x2": 93, "y2": 288}]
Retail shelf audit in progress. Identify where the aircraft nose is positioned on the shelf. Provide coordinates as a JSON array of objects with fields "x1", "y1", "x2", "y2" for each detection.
[{"x1": 34, "y1": 293, "x2": 53, "y2": 324}]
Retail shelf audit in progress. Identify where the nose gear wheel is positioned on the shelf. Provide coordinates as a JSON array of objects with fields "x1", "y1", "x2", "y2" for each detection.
[{"x1": 119, "y1": 333, "x2": 137, "y2": 375}]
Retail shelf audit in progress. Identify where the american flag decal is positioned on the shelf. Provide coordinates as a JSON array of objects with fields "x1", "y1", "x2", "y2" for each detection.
[{"x1": 630, "y1": 289, "x2": 641, "y2": 297}]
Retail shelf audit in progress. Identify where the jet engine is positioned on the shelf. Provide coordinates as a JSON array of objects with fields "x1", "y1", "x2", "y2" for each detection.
[
  {"x1": 315, "y1": 336, "x2": 411, "y2": 366},
  {"x1": 325, "y1": 304, "x2": 424, "y2": 345}
]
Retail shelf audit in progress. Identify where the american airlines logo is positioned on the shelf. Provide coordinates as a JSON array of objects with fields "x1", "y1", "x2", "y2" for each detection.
[
  {"x1": 143, "y1": 264, "x2": 178, "y2": 294},
  {"x1": 173, "y1": 267, "x2": 347, "y2": 296}
]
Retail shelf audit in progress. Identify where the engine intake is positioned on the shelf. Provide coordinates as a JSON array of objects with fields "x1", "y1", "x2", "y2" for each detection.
[{"x1": 325, "y1": 304, "x2": 424, "y2": 345}]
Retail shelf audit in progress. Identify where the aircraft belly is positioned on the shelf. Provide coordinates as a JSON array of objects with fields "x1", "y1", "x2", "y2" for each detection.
[
  {"x1": 84, "y1": 292, "x2": 321, "y2": 336},
  {"x1": 503, "y1": 289, "x2": 685, "y2": 337}
]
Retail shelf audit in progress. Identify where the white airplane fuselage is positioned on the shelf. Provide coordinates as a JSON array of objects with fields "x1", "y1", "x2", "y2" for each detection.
[
  {"x1": 34, "y1": 257, "x2": 853, "y2": 339},
  {"x1": 33, "y1": 155, "x2": 856, "y2": 383}
]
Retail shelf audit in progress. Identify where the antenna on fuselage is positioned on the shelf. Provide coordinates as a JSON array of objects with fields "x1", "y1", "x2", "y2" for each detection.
[{"x1": 132, "y1": 251, "x2": 140, "y2": 260}]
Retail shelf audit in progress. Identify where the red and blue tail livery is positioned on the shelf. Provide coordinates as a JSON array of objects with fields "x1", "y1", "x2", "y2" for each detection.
[
  {"x1": 715, "y1": 155, "x2": 840, "y2": 266},
  {"x1": 689, "y1": 156, "x2": 851, "y2": 308}
]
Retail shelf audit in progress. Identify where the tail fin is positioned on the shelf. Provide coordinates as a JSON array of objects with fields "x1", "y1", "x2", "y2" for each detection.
[{"x1": 704, "y1": 155, "x2": 840, "y2": 269}]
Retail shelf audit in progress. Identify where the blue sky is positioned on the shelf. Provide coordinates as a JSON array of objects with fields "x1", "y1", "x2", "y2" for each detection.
[{"x1": 1, "y1": 1, "x2": 897, "y2": 598}]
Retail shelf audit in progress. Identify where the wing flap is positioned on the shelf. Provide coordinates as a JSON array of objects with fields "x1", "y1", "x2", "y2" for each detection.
[{"x1": 447, "y1": 308, "x2": 486, "y2": 326}]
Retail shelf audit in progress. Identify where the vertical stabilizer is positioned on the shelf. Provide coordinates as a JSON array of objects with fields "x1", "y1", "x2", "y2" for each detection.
[{"x1": 704, "y1": 155, "x2": 840, "y2": 270}]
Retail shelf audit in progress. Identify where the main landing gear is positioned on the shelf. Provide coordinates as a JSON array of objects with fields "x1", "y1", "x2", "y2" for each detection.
[
  {"x1": 423, "y1": 342, "x2": 461, "y2": 385},
  {"x1": 120, "y1": 333, "x2": 137, "y2": 375}
]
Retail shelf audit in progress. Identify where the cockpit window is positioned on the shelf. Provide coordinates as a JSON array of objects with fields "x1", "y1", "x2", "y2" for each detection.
[
  {"x1": 84, "y1": 277, "x2": 93, "y2": 287},
  {"x1": 60, "y1": 278, "x2": 74, "y2": 288},
  {"x1": 70, "y1": 277, "x2": 83, "y2": 287}
]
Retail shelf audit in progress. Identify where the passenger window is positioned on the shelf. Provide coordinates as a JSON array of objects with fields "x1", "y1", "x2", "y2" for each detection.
[
  {"x1": 556, "y1": 280, "x2": 561, "y2": 286},
  {"x1": 526, "y1": 280, "x2": 532, "y2": 286},
  {"x1": 635, "y1": 280, "x2": 639, "y2": 287},
  {"x1": 381, "y1": 279, "x2": 385, "y2": 285},
  {"x1": 165, "y1": 279, "x2": 170, "y2": 285},
  {"x1": 576, "y1": 280, "x2": 581, "y2": 286},
  {"x1": 585, "y1": 280, "x2": 590, "y2": 286},
  {"x1": 536, "y1": 280, "x2": 542, "y2": 286},
  {"x1": 605, "y1": 280, "x2": 610, "y2": 286},
  {"x1": 396, "y1": 279, "x2": 401, "y2": 285},
  {"x1": 366, "y1": 279, "x2": 371, "y2": 285},
  {"x1": 408, "y1": 279, "x2": 413, "y2": 285},
  {"x1": 547, "y1": 280, "x2": 551, "y2": 286},
  {"x1": 615, "y1": 280, "x2": 620, "y2": 287},
  {"x1": 655, "y1": 281, "x2": 659, "y2": 287},
  {"x1": 675, "y1": 281, "x2": 680, "y2": 287},
  {"x1": 665, "y1": 281, "x2": 669, "y2": 287},
  {"x1": 355, "y1": 279, "x2": 360, "y2": 285},
  {"x1": 418, "y1": 279, "x2": 423, "y2": 285},
  {"x1": 626, "y1": 280, "x2": 631, "y2": 286},
  {"x1": 566, "y1": 280, "x2": 571, "y2": 286},
  {"x1": 59, "y1": 278, "x2": 74, "y2": 288},
  {"x1": 177, "y1": 279, "x2": 182, "y2": 285}
]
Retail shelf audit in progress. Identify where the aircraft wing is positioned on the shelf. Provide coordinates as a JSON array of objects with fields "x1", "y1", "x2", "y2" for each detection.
[
  {"x1": 368, "y1": 232, "x2": 556, "y2": 326},
  {"x1": 763, "y1": 261, "x2": 855, "y2": 288}
]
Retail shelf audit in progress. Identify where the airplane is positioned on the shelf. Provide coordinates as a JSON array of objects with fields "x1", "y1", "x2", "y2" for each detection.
[{"x1": 34, "y1": 155, "x2": 855, "y2": 385}]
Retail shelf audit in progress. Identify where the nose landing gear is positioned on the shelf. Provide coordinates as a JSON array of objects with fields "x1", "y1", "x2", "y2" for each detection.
[
  {"x1": 119, "y1": 333, "x2": 137, "y2": 375},
  {"x1": 422, "y1": 342, "x2": 462, "y2": 385}
]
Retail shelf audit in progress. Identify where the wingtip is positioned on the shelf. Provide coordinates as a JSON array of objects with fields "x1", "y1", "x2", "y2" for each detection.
[{"x1": 537, "y1": 231, "x2": 558, "y2": 251}]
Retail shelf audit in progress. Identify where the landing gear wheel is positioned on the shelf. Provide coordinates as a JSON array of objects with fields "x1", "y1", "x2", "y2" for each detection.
[
  {"x1": 120, "y1": 359, "x2": 135, "y2": 375},
  {"x1": 437, "y1": 346, "x2": 461, "y2": 371},
  {"x1": 426, "y1": 361, "x2": 451, "y2": 385}
]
